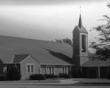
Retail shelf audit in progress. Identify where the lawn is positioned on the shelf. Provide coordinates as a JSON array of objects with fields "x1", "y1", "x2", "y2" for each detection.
[
  {"x1": 0, "y1": 79, "x2": 60, "y2": 84},
  {"x1": 0, "y1": 85, "x2": 109, "y2": 88}
]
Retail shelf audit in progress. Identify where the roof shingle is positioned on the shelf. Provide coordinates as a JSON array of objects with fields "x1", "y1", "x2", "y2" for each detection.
[
  {"x1": 13, "y1": 54, "x2": 29, "y2": 63},
  {"x1": 81, "y1": 60, "x2": 110, "y2": 67},
  {"x1": 0, "y1": 35, "x2": 73, "y2": 65}
]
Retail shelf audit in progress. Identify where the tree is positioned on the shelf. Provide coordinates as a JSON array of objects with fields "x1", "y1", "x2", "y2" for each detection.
[
  {"x1": 90, "y1": 3, "x2": 110, "y2": 60},
  {"x1": 55, "y1": 39, "x2": 63, "y2": 43},
  {"x1": 55, "y1": 38, "x2": 73, "y2": 46},
  {"x1": 6, "y1": 65, "x2": 21, "y2": 80},
  {"x1": 62, "y1": 38, "x2": 73, "y2": 46}
]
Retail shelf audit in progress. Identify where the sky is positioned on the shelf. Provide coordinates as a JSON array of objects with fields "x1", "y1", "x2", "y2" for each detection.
[{"x1": 0, "y1": 0, "x2": 110, "y2": 45}]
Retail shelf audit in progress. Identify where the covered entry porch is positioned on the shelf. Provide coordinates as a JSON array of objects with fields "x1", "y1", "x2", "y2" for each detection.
[{"x1": 81, "y1": 60, "x2": 110, "y2": 78}]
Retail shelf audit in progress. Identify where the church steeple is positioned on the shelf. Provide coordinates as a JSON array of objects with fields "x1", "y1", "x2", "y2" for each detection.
[
  {"x1": 78, "y1": 7, "x2": 82, "y2": 28},
  {"x1": 78, "y1": 14, "x2": 82, "y2": 28},
  {"x1": 72, "y1": 6, "x2": 88, "y2": 66}
]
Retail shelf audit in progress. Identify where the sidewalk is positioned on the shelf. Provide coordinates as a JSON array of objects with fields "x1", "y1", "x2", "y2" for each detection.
[
  {"x1": 0, "y1": 78, "x2": 110, "y2": 85},
  {"x1": 71, "y1": 78, "x2": 110, "y2": 83},
  {"x1": 60, "y1": 79, "x2": 79, "y2": 84},
  {"x1": 59, "y1": 78, "x2": 110, "y2": 86}
]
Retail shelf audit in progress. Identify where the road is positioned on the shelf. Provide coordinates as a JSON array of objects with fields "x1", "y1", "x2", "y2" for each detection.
[{"x1": 0, "y1": 84, "x2": 110, "y2": 88}]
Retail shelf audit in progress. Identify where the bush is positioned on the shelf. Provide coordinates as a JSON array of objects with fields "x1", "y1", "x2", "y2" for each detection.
[
  {"x1": 0, "y1": 75, "x2": 5, "y2": 81},
  {"x1": 30, "y1": 74, "x2": 45, "y2": 80},
  {"x1": 58, "y1": 73, "x2": 72, "y2": 78},
  {"x1": 107, "y1": 71, "x2": 110, "y2": 79},
  {"x1": 6, "y1": 65, "x2": 21, "y2": 80},
  {"x1": 44, "y1": 74, "x2": 58, "y2": 79},
  {"x1": 71, "y1": 68, "x2": 82, "y2": 78}
]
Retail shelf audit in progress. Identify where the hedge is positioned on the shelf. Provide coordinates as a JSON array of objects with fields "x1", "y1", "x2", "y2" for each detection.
[
  {"x1": 30, "y1": 74, "x2": 45, "y2": 80},
  {"x1": 58, "y1": 73, "x2": 72, "y2": 78},
  {"x1": 0, "y1": 75, "x2": 5, "y2": 81},
  {"x1": 44, "y1": 74, "x2": 58, "y2": 79},
  {"x1": 6, "y1": 65, "x2": 21, "y2": 80}
]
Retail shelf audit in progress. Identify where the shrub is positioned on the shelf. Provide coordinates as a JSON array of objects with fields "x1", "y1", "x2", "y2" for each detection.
[
  {"x1": 0, "y1": 75, "x2": 5, "y2": 81},
  {"x1": 107, "y1": 71, "x2": 110, "y2": 79},
  {"x1": 71, "y1": 68, "x2": 82, "y2": 78},
  {"x1": 44, "y1": 74, "x2": 58, "y2": 79},
  {"x1": 6, "y1": 65, "x2": 21, "y2": 80},
  {"x1": 58, "y1": 73, "x2": 72, "y2": 78},
  {"x1": 30, "y1": 74, "x2": 45, "y2": 80}
]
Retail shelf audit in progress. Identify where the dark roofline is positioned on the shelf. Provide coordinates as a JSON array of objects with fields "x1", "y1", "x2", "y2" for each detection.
[
  {"x1": 40, "y1": 63, "x2": 74, "y2": 66},
  {"x1": 12, "y1": 54, "x2": 30, "y2": 63}
]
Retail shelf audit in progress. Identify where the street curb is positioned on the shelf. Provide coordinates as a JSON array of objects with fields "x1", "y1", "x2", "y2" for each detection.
[{"x1": 0, "y1": 82, "x2": 110, "y2": 86}]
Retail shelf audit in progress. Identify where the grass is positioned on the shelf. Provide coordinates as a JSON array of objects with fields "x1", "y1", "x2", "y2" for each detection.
[
  {"x1": 0, "y1": 78, "x2": 110, "y2": 86},
  {"x1": 0, "y1": 79, "x2": 60, "y2": 83}
]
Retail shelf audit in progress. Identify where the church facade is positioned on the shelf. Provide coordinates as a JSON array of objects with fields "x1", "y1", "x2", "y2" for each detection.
[
  {"x1": 0, "y1": 35, "x2": 73, "y2": 80},
  {"x1": 0, "y1": 13, "x2": 109, "y2": 80}
]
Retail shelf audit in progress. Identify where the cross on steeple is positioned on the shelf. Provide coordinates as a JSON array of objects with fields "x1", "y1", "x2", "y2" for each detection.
[{"x1": 78, "y1": 6, "x2": 83, "y2": 28}]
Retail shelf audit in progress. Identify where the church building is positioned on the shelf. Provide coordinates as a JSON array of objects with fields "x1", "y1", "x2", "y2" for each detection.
[{"x1": 0, "y1": 12, "x2": 109, "y2": 80}]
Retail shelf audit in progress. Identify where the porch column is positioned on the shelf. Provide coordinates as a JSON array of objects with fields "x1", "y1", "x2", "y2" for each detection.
[
  {"x1": 45, "y1": 65, "x2": 47, "y2": 74},
  {"x1": 98, "y1": 66, "x2": 100, "y2": 78},
  {"x1": 61, "y1": 65, "x2": 63, "y2": 73},
  {"x1": 39, "y1": 68, "x2": 41, "y2": 74},
  {"x1": 54, "y1": 66, "x2": 55, "y2": 75},
  {"x1": 46, "y1": 65, "x2": 48, "y2": 74}
]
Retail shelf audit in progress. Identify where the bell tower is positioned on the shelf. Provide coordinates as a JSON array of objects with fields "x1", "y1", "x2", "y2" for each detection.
[{"x1": 73, "y1": 10, "x2": 88, "y2": 67}]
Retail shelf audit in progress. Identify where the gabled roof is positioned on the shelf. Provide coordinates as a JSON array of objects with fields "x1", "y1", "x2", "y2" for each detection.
[
  {"x1": 0, "y1": 35, "x2": 73, "y2": 65},
  {"x1": 12, "y1": 54, "x2": 29, "y2": 63},
  {"x1": 81, "y1": 60, "x2": 110, "y2": 67}
]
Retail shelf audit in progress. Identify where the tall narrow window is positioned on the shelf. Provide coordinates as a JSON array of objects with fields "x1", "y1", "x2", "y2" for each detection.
[
  {"x1": 62, "y1": 66, "x2": 66, "y2": 73},
  {"x1": 46, "y1": 66, "x2": 47, "y2": 74},
  {"x1": 82, "y1": 34, "x2": 86, "y2": 52},
  {"x1": 66, "y1": 67, "x2": 68, "y2": 74},
  {"x1": 31, "y1": 65, "x2": 34, "y2": 73},
  {"x1": 50, "y1": 66, "x2": 54, "y2": 74},
  {"x1": 27, "y1": 65, "x2": 30, "y2": 73},
  {"x1": 47, "y1": 66, "x2": 51, "y2": 74},
  {"x1": 50, "y1": 66, "x2": 53, "y2": 74},
  {"x1": 52, "y1": 66, "x2": 54, "y2": 74}
]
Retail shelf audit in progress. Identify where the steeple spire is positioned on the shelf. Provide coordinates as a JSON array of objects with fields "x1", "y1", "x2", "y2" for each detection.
[{"x1": 78, "y1": 6, "x2": 83, "y2": 28}]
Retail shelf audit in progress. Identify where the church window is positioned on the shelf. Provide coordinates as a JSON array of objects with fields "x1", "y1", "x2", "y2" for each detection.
[
  {"x1": 66, "y1": 67, "x2": 68, "y2": 74},
  {"x1": 62, "y1": 66, "x2": 66, "y2": 73},
  {"x1": 51, "y1": 66, "x2": 54, "y2": 74},
  {"x1": 48, "y1": 66, "x2": 51, "y2": 74},
  {"x1": 27, "y1": 65, "x2": 30, "y2": 72},
  {"x1": 26, "y1": 64, "x2": 35, "y2": 73},
  {"x1": 46, "y1": 66, "x2": 55, "y2": 74}
]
